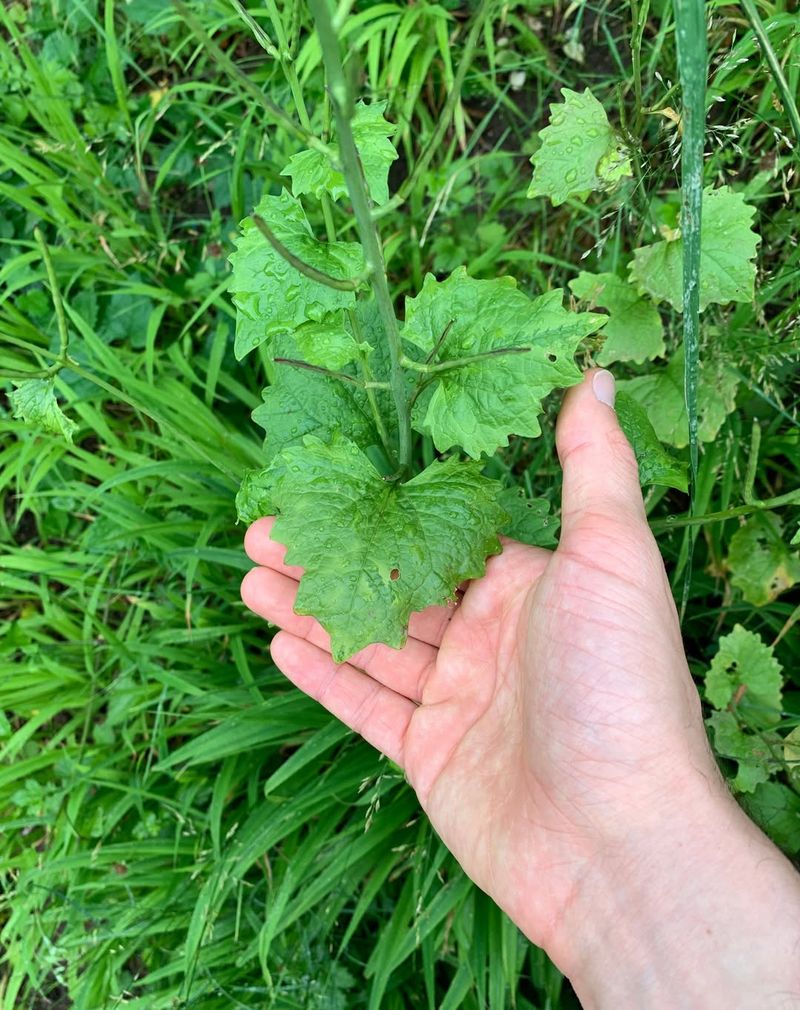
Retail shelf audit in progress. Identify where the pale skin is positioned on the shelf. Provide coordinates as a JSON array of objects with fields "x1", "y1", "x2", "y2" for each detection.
[{"x1": 241, "y1": 370, "x2": 800, "y2": 1008}]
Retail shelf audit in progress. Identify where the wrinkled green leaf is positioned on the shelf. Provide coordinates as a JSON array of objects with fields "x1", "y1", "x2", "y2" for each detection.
[
  {"x1": 615, "y1": 391, "x2": 688, "y2": 491},
  {"x1": 282, "y1": 101, "x2": 398, "y2": 206},
  {"x1": 293, "y1": 312, "x2": 372, "y2": 370},
  {"x1": 739, "y1": 782, "x2": 800, "y2": 855},
  {"x1": 618, "y1": 345, "x2": 739, "y2": 448},
  {"x1": 269, "y1": 433, "x2": 506, "y2": 661},
  {"x1": 228, "y1": 191, "x2": 365, "y2": 360},
  {"x1": 706, "y1": 710, "x2": 778, "y2": 793},
  {"x1": 236, "y1": 468, "x2": 276, "y2": 524},
  {"x1": 8, "y1": 378, "x2": 77, "y2": 442},
  {"x1": 251, "y1": 340, "x2": 378, "y2": 465},
  {"x1": 403, "y1": 268, "x2": 605, "y2": 458},
  {"x1": 527, "y1": 87, "x2": 632, "y2": 206},
  {"x1": 704, "y1": 623, "x2": 783, "y2": 727},
  {"x1": 497, "y1": 488, "x2": 559, "y2": 547},
  {"x1": 727, "y1": 512, "x2": 800, "y2": 607},
  {"x1": 629, "y1": 187, "x2": 760, "y2": 310},
  {"x1": 568, "y1": 271, "x2": 664, "y2": 364}
]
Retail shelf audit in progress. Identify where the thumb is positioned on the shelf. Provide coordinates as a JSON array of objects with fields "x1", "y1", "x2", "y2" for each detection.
[{"x1": 555, "y1": 369, "x2": 647, "y2": 543}]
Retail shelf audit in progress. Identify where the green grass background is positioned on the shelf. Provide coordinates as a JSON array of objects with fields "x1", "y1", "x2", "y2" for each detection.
[{"x1": 1, "y1": 0, "x2": 799, "y2": 1007}]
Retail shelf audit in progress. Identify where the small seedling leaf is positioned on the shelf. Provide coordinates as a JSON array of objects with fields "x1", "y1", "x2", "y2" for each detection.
[
  {"x1": 527, "y1": 87, "x2": 632, "y2": 206},
  {"x1": 9, "y1": 378, "x2": 77, "y2": 442},
  {"x1": 282, "y1": 101, "x2": 398, "y2": 206}
]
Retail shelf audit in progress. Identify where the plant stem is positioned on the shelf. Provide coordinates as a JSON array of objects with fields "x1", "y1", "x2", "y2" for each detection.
[
  {"x1": 0, "y1": 231, "x2": 71, "y2": 381},
  {"x1": 743, "y1": 421, "x2": 761, "y2": 505},
  {"x1": 236, "y1": 0, "x2": 339, "y2": 242},
  {"x1": 252, "y1": 215, "x2": 366, "y2": 290},
  {"x1": 349, "y1": 308, "x2": 396, "y2": 465},
  {"x1": 401, "y1": 346, "x2": 531, "y2": 375},
  {"x1": 739, "y1": 0, "x2": 800, "y2": 155},
  {"x1": 649, "y1": 490, "x2": 800, "y2": 534},
  {"x1": 274, "y1": 357, "x2": 362, "y2": 385},
  {"x1": 36, "y1": 227, "x2": 69, "y2": 361},
  {"x1": 674, "y1": 0, "x2": 706, "y2": 487},
  {"x1": 673, "y1": 0, "x2": 706, "y2": 617},
  {"x1": 309, "y1": 0, "x2": 412, "y2": 476},
  {"x1": 373, "y1": 0, "x2": 494, "y2": 220},
  {"x1": 630, "y1": 0, "x2": 650, "y2": 136},
  {"x1": 425, "y1": 319, "x2": 455, "y2": 364}
]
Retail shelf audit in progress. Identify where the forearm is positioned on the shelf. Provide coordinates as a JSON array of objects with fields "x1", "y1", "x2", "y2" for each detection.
[{"x1": 555, "y1": 785, "x2": 800, "y2": 1009}]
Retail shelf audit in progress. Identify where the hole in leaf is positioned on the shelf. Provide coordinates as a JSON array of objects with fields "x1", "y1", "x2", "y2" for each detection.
[
  {"x1": 547, "y1": 353, "x2": 557, "y2": 362},
  {"x1": 390, "y1": 568, "x2": 400, "y2": 581}
]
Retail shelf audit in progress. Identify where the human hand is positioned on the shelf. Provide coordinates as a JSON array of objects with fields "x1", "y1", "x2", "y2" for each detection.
[{"x1": 242, "y1": 370, "x2": 800, "y2": 1008}]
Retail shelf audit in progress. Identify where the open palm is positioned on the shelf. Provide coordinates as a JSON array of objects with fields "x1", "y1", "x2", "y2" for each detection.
[{"x1": 240, "y1": 372, "x2": 719, "y2": 967}]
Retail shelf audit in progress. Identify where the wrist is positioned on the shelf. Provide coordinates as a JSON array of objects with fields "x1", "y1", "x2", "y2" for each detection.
[{"x1": 551, "y1": 774, "x2": 800, "y2": 1009}]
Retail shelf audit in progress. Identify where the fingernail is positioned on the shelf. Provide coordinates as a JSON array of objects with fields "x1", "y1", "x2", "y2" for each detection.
[{"x1": 592, "y1": 369, "x2": 616, "y2": 409}]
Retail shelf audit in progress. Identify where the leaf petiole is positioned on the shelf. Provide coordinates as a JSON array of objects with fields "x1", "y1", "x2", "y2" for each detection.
[
  {"x1": 401, "y1": 346, "x2": 531, "y2": 375},
  {"x1": 251, "y1": 215, "x2": 368, "y2": 291}
]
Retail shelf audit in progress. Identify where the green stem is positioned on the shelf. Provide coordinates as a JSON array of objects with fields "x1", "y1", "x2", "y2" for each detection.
[
  {"x1": 252, "y1": 215, "x2": 366, "y2": 290},
  {"x1": 310, "y1": 0, "x2": 412, "y2": 476},
  {"x1": 0, "y1": 232, "x2": 71, "y2": 381},
  {"x1": 425, "y1": 319, "x2": 455, "y2": 364},
  {"x1": 743, "y1": 421, "x2": 761, "y2": 505},
  {"x1": 0, "y1": 365, "x2": 59, "y2": 380},
  {"x1": 673, "y1": 0, "x2": 706, "y2": 486},
  {"x1": 349, "y1": 308, "x2": 396, "y2": 465},
  {"x1": 630, "y1": 0, "x2": 650, "y2": 136},
  {"x1": 401, "y1": 346, "x2": 531, "y2": 375},
  {"x1": 650, "y1": 490, "x2": 800, "y2": 534},
  {"x1": 234, "y1": 0, "x2": 339, "y2": 242},
  {"x1": 373, "y1": 0, "x2": 494, "y2": 220},
  {"x1": 230, "y1": 0, "x2": 280, "y2": 59},
  {"x1": 274, "y1": 356, "x2": 363, "y2": 385},
  {"x1": 739, "y1": 0, "x2": 800, "y2": 155},
  {"x1": 35, "y1": 227, "x2": 69, "y2": 361}
]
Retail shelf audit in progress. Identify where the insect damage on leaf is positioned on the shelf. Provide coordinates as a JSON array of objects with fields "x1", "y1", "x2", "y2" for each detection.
[
  {"x1": 282, "y1": 101, "x2": 398, "y2": 207},
  {"x1": 629, "y1": 186, "x2": 760, "y2": 311},
  {"x1": 403, "y1": 268, "x2": 606, "y2": 458},
  {"x1": 228, "y1": 191, "x2": 366, "y2": 360},
  {"x1": 527, "y1": 87, "x2": 632, "y2": 206},
  {"x1": 704, "y1": 623, "x2": 783, "y2": 726},
  {"x1": 497, "y1": 488, "x2": 559, "y2": 547},
  {"x1": 726, "y1": 513, "x2": 800, "y2": 607},
  {"x1": 267, "y1": 432, "x2": 507, "y2": 662}
]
